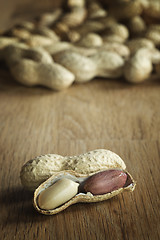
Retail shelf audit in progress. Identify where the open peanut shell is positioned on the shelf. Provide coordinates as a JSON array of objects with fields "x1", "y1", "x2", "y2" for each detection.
[{"x1": 33, "y1": 168, "x2": 136, "y2": 215}]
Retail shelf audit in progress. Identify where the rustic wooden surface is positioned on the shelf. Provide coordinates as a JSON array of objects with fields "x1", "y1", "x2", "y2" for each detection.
[{"x1": 0, "y1": 66, "x2": 160, "y2": 240}]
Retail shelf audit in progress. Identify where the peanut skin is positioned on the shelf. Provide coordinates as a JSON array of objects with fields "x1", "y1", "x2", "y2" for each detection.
[{"x1": 80, "y1": 170, "x2": 127, "y2": 195}]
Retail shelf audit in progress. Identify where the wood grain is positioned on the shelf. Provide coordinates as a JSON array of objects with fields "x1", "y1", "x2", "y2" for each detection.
[{"x1": 0, "y1": 68, "x2": 160, "y2": 240}]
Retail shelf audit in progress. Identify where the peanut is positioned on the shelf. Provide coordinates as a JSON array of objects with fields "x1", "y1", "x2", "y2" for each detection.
[
  {"x1": 143, "y1": 0, "x2": 160, "y2": 20},
  {"x1": 145, "y1": 25, "x2": 160, "y2": 46},
  {"x1": 53, "y1": 50, "x2": 97, "y2": 82},
  {"x1": 52, "y1": 1, "x2": 87, "y2": 40},
  {"x1": 108, "y1": 0, "x2": 143, "y2": 20},
  {"x1": 67, "y1": 0, "x2": 85, "y2": 8},
  {"x1": 10, "y1": 61, "x2": 75, "y2": 90},
  {"x1": 2, "y1": 45, "x2": 75, "y2": 90},
  {"x1": 26, "y1": 35, "x2": 56, "y2": 47},
  {"x1": 101, "y1": 42, "x2": 130, "y2": 58},
  {"x1": 38, "y1": 178, "x2": 79, "y2": 210},
  {"x1": 59, "y1": 7, "x2": 87, "y2": 29},
  {"x1": 76, "y1": 33, "x2": 103, "y2": 47},
  {"x1": 3, "y1": 45, "x2": 53, "y2": 66},
  {"x1": 126, "y1": 38, "x2": 154, "y2": 54},
  {"x1": 53, "y1": 49, "x2": 124, "y2": 82},
  {"x1": 69, "y1": 20, "x2": 106, "y2": 37},
  {"x1": 53, "y1": 50, "x2": 96, "y2": 82},
  {"x1": 102, "y1": 34, "x2": 125, "y2": 44},
  {"x1": 124, "y1": 48, "x2": 154, "y2": 83},
  {"x1": 10, "y1": 25, "x2": 60, "y2": 47},
  {"x1": 98, "y1": 16, "x2": 116, "y2": 28},
  {"x1": 20, "y1": 149, "x2": 126, "y2": 191},
  {"x1": 124, "y1": 46, "x2": 160, "y2": 83},
  {"x1": 101, "y1": 23, "x2": 129, "y2": 41},
  {"x1": 87, "y1": 0, "x2": 107, "y2": 19},
  {"x1": 33, "y1": 168, "x2": 135, "y2": 215},
  {"x1": 80, "y1": 170, "x2": 127, "y2": 195},
  {"x1": 1, "y1": 43, "x2": 125, "y2": 88},
  {"x1": 128, "y1": 16, "x2": 146, "y2": 36},
  {"x1": 45, "y1": 41, "x2": 97, "y2": 56},
  {"x1": 44, "y1": 41, "x2": 72, "y2": 54},
  {"x1": 45, "y1": 40, "x2": 129, "y2": 58},
  {"x1": 90, "y1": 50, "x2": 124, "y2": 78},
  {"x1": 37, "y1": 170, "x2": 128, "y2": 210},
  {"x1": 33, "y1": 27, "x2": 60, "y2": 42},
  {"x1": 1, "y1": 0, "x2": 160, "y2": 89},
  {"x1": 149, "y1": 48, "x2": 160, "y2": 64},
  {"x1": 11, "y1": 28, "x2": 31, "y2": 40},
  {"x1": 63, "y1": 17, "x2": 116, "y2": 42},
  {"x1": 0, "y1": 37, "x2": 18, "y2": 50}
]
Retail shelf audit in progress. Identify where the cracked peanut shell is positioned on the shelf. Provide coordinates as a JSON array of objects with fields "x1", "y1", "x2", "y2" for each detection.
[{"x1": 33, "y1": 168, "x2": 135, "y2": 215}]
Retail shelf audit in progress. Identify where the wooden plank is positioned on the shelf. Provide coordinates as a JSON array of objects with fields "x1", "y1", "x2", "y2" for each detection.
[{"x1": 0, "y1": 70, "x2": 160, "y2": 240}]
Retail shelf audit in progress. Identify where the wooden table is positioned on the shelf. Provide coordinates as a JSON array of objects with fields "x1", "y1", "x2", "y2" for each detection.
[{"x1": 0, "y1": 67, "x2": 160, "y2": 240}]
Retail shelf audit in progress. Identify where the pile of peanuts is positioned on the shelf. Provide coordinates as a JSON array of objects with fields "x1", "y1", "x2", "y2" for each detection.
[{"x1": 0, "y1": 0, "x2": 160, "y2": 90}]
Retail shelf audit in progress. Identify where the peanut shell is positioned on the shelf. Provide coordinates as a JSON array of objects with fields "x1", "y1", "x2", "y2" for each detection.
[
  {"x1": 33, "y1": 169, "x2": 136, "y2": 215},
  {"x1": 20, "y1": 149, "x2": 126, "y2": 191}
]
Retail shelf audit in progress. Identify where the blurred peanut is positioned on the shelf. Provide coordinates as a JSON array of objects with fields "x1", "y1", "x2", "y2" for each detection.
[
  {"x1": 87, "y1": 0, "x2": 107, "y2": 19},
  {"x1": 2, "y1": 45, "x2": 75, "y2": 90},
  {"x1": 0, "y1": 37, "x2": 18, "y2": 50},
  {"x1": 128, "y1": 16, "x2": 146, "y2": 36},
  {"x1": 76, "y1": 33, "x2": 103, "y2": 47},
  {"x1": 1, "y1": 0, "x2": 160, "y2": 90},
  {"x1": 53, "y1": 49, "x2": 124, "y2": 82},
  {"x1": 126, "y1": 38, "x2": 154, "y2": 54},
  {"x1": 143, "y1": 0, "x2": 160, "y2": 20},
  {"x1": 101, "y1": 23, "x2": 129, "y2": 41},
  {"x1": 108, "y1": 0, "x2": 143, "y2": 20},
  {"x1": 53, "y1": 50, "x2": 97, "y2": 82},
  {"x1": 123, "y1": 47, "x2": 160, "y2": 83},
  {"x1": 145, "y1": 25, "x2": 160, "y2": 46}
]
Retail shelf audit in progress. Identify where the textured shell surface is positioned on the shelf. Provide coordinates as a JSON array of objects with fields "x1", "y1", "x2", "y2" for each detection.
[
  {"x1": 20, "y1": 149, "x2": 127, "y2": 191},
  {"x1": 53, "y1": 50, "x2": 97, "y2": 82},
  {"x1": 33, "y1": 169, "x2": 136, "y2": 215},
  {"x1": 20, "y1": 154, "x2": 64, "y2": 190},
  {"x1": 62, "y1": 149, "x2": 126, "y2": 173}
]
